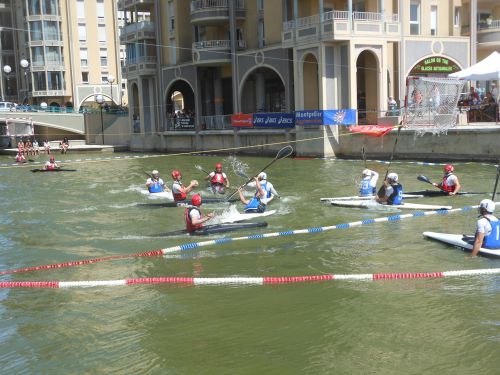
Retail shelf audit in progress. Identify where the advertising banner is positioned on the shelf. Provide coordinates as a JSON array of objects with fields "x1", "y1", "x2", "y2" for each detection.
[
  {"x1": 253, "y1": 113, "x2": 295, "y2": 128},
  {"x1": 295, "y1": 109, "x2": 357, "y2": 125},
  {"x1": 231, "y1": 113, "x2": 253, "y2": 127}
]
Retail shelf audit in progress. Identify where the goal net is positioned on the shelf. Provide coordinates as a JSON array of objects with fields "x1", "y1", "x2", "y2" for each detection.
[{"x1": 403, "y1": 76, "x2": 465, "y2": 136}]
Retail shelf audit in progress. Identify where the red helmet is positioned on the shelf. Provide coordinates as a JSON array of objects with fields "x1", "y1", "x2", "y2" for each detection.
[
  {"x1": 171, "y1": 169, "x2": 181, "y2": 179},
  {"x1": 215, "y1": 163, "x2": 222, "y2": 170},
  {"x1": 191, "y1": 194, "x2": 202, "y2": 206},
  {"x1": 444, "y1": 164, "x2": 454, "y2": 173}
]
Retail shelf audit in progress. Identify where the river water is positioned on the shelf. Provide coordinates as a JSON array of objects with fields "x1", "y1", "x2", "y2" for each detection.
[{"x1": 0, "y1": 151, "x2": 499, "y2": 374}]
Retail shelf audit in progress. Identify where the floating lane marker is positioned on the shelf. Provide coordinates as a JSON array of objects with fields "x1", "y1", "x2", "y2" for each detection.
[{"x1": 0, "y1": 268, "x2": 499, "y2": 289}]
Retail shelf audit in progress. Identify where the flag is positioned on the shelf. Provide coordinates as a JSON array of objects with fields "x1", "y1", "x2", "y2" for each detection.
[{"x1": 348, "y1": 125, "x2": 395, "y2": 137}]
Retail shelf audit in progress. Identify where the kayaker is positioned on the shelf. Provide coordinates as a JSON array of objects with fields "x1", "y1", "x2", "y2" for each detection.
[
  {"x1": 376, "y1": 172, "x2": 403, "y2": 205},
  {"x1": 247, "y1": 172, "x2": 279, "y2": 204},
  {"x1": 359, "y1": 169, "x2": 379, "y2": 197},
  {"x1": 171, "y1": 169, "x2": 198, "y2": 201},
  {"x1": 15, "y1": 152, "x2": 26, "y2": 163},
  {"x1": 238, "y1": 176, "x2": 267, "y2": 213},
  {"x1": 44, "y1": 155, "x2": 59, "y2": 170},
  {"x1": 470, "y1": 199, "x2": 500, "y2": 257},
  {"x1": 204, "y1": 162, "x2": 230, "y2": 194},
  {"x1": 432, "y1": 164, "x2": 461, "y2": 195},
  {"x1": 184, "y1": 194, "x2": 214, "y2": 233},
  {"x1": 146, "y1": 170, "x2": 168, "y2": 193}
]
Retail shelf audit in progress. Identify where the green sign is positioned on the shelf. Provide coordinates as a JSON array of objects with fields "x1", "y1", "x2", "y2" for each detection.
[{"x1": 410, "y1": 56, "x2": 461, "y2": 75}]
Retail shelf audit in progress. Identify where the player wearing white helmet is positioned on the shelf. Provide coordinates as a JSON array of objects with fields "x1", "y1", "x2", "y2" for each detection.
[
  {"x1": 376, "y1": 172, "x2": 403, "y2": 205},
  {"x1": 146, "y1": 169, "x2": 168, "y2": 193},
  {"x1": 359, "y1": 169, "x2": 379, "y2": 197},
  {"x1": 238, "y1": 176, "x2": 267, "y2": 213},
  {"x1": 432, "y1": 164, "x2": 461, "y2": 195},
  {"x1": 471, "y1": 199, "x2": 500, "y2": 256},
  {"x1": 247, "y1": 172, "x2": 279, "y2": 204}
]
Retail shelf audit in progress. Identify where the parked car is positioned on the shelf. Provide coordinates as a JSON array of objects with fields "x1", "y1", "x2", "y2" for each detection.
[{"x1": 0, "y1": 102, "x2": 15, "y2": 111}]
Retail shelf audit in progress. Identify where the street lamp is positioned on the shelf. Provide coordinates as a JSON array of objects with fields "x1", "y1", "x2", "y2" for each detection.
[
  {"x1": 95, "y1": 94, "x2": 105, "y2": 144},
  {"x1": 20, "y1": 59, "x2": 30, "y2": 104},
  {"x1": 3, "y1": 65, "x2": 12, "y2": 100},
  {"x1": 107, "y1": 74, "x2": 115, "y2": 106}
]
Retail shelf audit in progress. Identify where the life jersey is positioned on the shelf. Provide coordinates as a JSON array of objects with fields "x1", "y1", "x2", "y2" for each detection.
[
  {"x1": 148, "y1": 179, "x2": 163, "y2": 193},
  {"x1": 259, "y1": 181, "x2": 272, "y2": 199},
  {"x1": 172, "y1": 181, "x2": 187, "y2": 201},
  {"x1": 244, "y1": 197, "x2": 266, "y2": 213},
  {"x1": 441, "y1": 174, "x2": 456, "y2": 193},
  {"x1": 387, "y1": 183, "x2": 403, "y2": 205},
  {"x1": 360, "y1": 179, "x2": 376, "y2": 196},
  {"x1": 184, "y1": 207, "x2": 203, "y2": 233},
  {"x1": 482, "y1": 216, "x2": 500, "y2": 249},
  {"x1": 46, "y1": 162, "x2": 57, "y2": 170},
  {"x1": 210, "y1": 172, "x2": 226, "y2": 186}
]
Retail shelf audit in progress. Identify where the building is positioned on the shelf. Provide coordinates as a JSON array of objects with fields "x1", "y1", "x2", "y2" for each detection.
[
  {"x1": 0, "y1": 0, "x2": 124, "y2": 111},
  {"x1": 120, "y1": 1, "x2": 497, "y2": 155}
]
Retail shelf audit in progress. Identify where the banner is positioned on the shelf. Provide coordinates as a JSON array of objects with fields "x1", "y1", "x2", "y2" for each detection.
[
  {"x1": 253, "y1": 113, "x2": 295, "y2": 128},
  {"x1": 174, "y1": 117, "x2": 195, "y2": 130},
  {"x1": 295, "y1": 109, "x2": 357, "y2": 125},
  {"x1": 348, "y1": 125, "x2": 395, "y2": 137},
  {"x1": 231, "y1": 113, "x2": 253, "y2": 127}
]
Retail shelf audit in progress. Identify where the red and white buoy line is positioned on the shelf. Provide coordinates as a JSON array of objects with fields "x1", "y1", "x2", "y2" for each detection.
[
  {"x1": 1, "y1": 268, "x2": 499, "y2": 289},
  {"x1": 0, "y1": 204, "x2": 498, "y2": 288}
]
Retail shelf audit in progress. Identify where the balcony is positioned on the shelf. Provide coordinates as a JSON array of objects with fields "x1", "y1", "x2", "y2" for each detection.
[
  {"x1": 123, "y1": 56, "x2": 157, "y2": 77},
  {"x1": 192, "y1": 39, "x2": 246, "y2": 65},
  {"x1": 477, "y1": 20, "x2": 500, "y2": 46},
  {"x1": 190, "y1": 0, "x2": 246, "y2": 25},
  {"x1": 117, "y1": 0, "x2": 154, "y2": 11},
  {"x1": 282, "y1": 10, "x2": 400, "y2": 46},
  {"x1": 119, "y1": 21, "x2": 155, "y2": 43}
]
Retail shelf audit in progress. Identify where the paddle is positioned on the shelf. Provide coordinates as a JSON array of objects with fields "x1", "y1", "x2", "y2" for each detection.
[
  {"x1": 492, "y1": 162, "x2": 500, "y2": 200},
  {"x1": 361, "y1": 146, "x2": 367, "y2": 169},
  {"x1": 225, "y1": 145, "x2": 294, "y2": 201},
  {"x1": 417, "y1": 175, "x2": 448, "y2": 193},
  {"x1": 195, "y1": 164, "x2": 211, "y2": 176},
  {"x1": 377, "y1": 126, "x2": 402, "y2": 198}
]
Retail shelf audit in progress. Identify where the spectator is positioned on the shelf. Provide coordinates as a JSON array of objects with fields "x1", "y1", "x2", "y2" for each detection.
[
  {"x1": 32, "y1": 138, "x2": 40, "y2": 155},
  {"x1": 468, "y1": 86, "x2": 480, "y2": 105},
  {"x1": 491, "y1": 83, "x2": 499, "y2": 103},
  {"x1": 60, "y1": 137, "x2": 69, "y2": 154},
  {"x1": 43, "y1": 139, "x2": 51, "y2": 154},
  {"x1": 386, "y1": 96, "x2": 398, "y2": 116}
]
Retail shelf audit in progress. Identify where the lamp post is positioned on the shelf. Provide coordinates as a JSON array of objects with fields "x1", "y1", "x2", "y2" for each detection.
[
  {"x1": 3, "y1": 65, "x2": 11, "y2": 100},
  {"x1": 95, "y1": 94, "x2": 105, "y2": 144},
  {"x1": 107, "y1": 74, "x2": 115, "y2": 107},
  {"x1": 20, "y1": 59, "x2": 30, "y2": 104}
]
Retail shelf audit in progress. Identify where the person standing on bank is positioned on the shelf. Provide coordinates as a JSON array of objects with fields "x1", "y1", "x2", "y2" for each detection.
[
  {"x1": 433, "y1": 164, "x2": 461, "y2": 195},
  {"x1": 471, "y1": 199, "x2": 500, "y2": 257}
]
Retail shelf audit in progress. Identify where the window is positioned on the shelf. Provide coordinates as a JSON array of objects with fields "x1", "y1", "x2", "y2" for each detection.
[
  {"x1": 30, "y1": 21, "x2": 43, "y2": 41},
  {"x1": 258, "y1": 20, "x2": 265, "y2": 48},
  {"x1": 28, "y1": 0, "x2": 41, "y2": 16},
  {"x1": 47, "y1": 71, "x2": 62, "y2": 90},
  {"x1": 96, "y1": 0, "x2": 105, "y2": 19},
  {"x1": 80, "y1": 48, "x2": 88, "y2": 66},
  {"x1": 76, "y1": 0, "x2": 85, "y2": 18},
  {"x1": 31, "y1": 46, "x2": 45, "y2": 66},
  {"x1": 257, "y1": 0, "x2": 264, "y2": 11},
  {"x1": 43, "y1": 21, "x2": 59, "y2": 40},
  {"x1": 81, "y1": 72, "x2": 89, "y2": 83},
  {"x1": 78, "y1": 23, "x2": 87, "y2": 41},
  {"x1": 410, "y1": 1, "x2": 420, "y2": 35},
  {"x1": 98, "y1": 25, "x2": 106, "y2": 42},
  {"x1": 430, "y1": 6, "x2": 437, "y2": 35},
  {"x1": 101, "y1": 75, "x2": 109, "y2": 83},
  {"x1": 42, "y1": 0, "x2": 58, "y2": 15},
  {"x1": 100, "y1": 49, "x2": 108, "y2": 66},
  {"x1": 46, "y1": 46, "x2": 61, "y2": 64},
  {"x1": 454, "y1": 7, "x2": 460, "y2": 27}
]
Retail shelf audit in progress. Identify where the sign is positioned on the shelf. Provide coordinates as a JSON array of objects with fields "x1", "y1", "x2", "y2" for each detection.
[
  {"x1": 253, "y1": 113, "x2": 295, "y2": 128},
  {"x1": 410, "y1": 56, "x2": 461, "y2": 75},
  {"x1": 174, "y1": 117, "x2": 195, "y2": 130},
  {"x1": 231, "y1": 113, "x2": 253, "y2": 127},
  {"x1": 295, "y1": 110, "x2": 357, "y2": 126}
]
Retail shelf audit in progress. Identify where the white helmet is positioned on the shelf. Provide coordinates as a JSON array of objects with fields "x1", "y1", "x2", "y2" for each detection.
[
  {"x1": 362, "y1": 169, "x2": 372, "y2": 176},
  {"x1": 479, "y1": 199, "x2": 495, "y2": 213},
  {"x1": 387, "y1": 172, "x2": 398, "y2": 182},
  {"x1": 258, "y1": 172, "x2": 267, "y2": 180},
  {"x1": 152, "y1": 170, "x2": 159, "y2": 175}
]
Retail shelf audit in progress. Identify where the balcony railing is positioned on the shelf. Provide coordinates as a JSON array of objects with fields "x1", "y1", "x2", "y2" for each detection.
[
  {"x1": 192, "y1": 39, "x2": 246, "y2": 50},
  {"x1": 190, "y1": 0, "x2": 245, "y2": 12}
]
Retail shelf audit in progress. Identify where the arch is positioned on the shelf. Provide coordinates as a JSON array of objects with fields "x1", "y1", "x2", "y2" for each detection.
[
  {"x1": 239, "y1": 65, "x2": 286, "y2": 114},
  {"x1": 164, "y1": 79, "x2": 196, "y2": 119},
  {"x1": 356, "y1": 49, "x2": 380, "y2": 124},
  {"x1": 78, "y1": 93, "x2": 113, "y2": 109},
  {"x1": 302, "y1": 53, "x2": 319, "y2": 110}
]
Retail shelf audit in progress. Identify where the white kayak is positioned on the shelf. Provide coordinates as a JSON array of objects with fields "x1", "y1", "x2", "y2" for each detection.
[
  {"x1": 423, "y1": 231, "x2": 500, "y2": 258},
  {"x1": 329, "y1": 200, "x2": 452, "y2": 210},
  {"x1": 140, "y1": 189, "x2": 173, "y2": 200},
  {"x1": 218, "y1": 210, "x2": 277, "y2": 224},
  {"x1": 320, "y1": 194, "x2": 424, "y2": 202}
]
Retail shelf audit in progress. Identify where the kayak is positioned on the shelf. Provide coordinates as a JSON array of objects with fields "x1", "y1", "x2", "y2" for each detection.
[
  {"x1": 320, "y1": 194, "x2": 423, "y2": 202},
  {"x1": 423, "y1": 231, "x2": 500, "y2": 258},
  {"x1": 31, "y1": 168, "x2": 77, "y2": 173},
  {"x1": 405, "y1": 190, "x2": 487, "y2": 197},
  {"x1": 329, "y1": 200, "x2": 452, "y2": 210},
  {"x1": 141, "y1": 190, "x2": 174, "y2": 200},
  {"x1": 154, "y1": 221, "x2": 268, "y2": 237},
  {"x1": 139, "y1": 197, "x2": 240, "y2": 208},
  {"x1": 220, "y1": 209, "x2": 277, "y2": 223}
]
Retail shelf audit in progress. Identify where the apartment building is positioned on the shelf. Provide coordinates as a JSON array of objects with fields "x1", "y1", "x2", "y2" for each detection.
[
  {"x1": 0, "y1": 0, "x2": 123, "y2": 111},
  {"x1": 120, "y1": 0, "x2": 498, "y2": 152}
]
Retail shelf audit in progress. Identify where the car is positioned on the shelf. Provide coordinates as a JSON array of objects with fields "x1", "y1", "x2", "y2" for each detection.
[{"x1": 0, "y1": 102, "x2": 15, "y2": 111}]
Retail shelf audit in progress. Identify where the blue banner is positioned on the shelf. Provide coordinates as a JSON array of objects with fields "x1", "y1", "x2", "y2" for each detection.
[
  {"x1": 295, "y1": 109, "x2": 357, "y2": 126},
  {"x1": 252, "y1": 113, "x2": 295, "y2": 128}
]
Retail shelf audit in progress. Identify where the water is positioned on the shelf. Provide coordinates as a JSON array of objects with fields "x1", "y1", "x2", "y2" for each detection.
[{"x1": 0, "y1": 152, "x2": 499, "y2": 374}]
